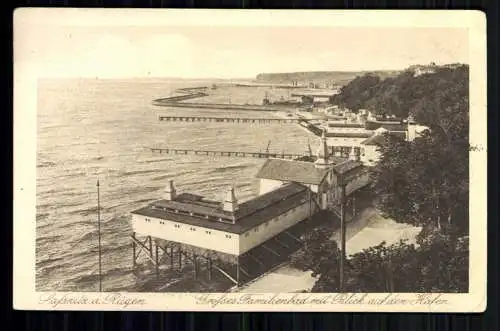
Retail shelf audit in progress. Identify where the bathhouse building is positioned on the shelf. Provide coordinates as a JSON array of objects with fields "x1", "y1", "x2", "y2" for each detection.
[{"x1": 130, "y1": 132, "x2": 371, "y2": 287}]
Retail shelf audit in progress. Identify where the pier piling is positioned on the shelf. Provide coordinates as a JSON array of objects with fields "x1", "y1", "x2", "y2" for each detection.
[
  {"x1": 150, "y1": 147, "x2": 306, "y2": 160},
  {"x1": 158, "y1": 115, "x2": 302, "y2": 124}
]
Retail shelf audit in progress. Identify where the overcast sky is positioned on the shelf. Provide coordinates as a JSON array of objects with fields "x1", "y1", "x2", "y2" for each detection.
[{"x1": 15, "y1": 24, "x2": 469, "y2": 79}]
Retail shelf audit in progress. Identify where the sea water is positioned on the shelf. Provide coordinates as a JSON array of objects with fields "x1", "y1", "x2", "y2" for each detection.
[{"x1": 36, "y1": 78, "x2": 314, "y2": 292}]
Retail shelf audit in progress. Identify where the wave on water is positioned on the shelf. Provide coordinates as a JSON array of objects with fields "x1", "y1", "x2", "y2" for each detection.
[
  {"x1": 37, "y1": 161, "x2": 57, "y2": 168},
  {"x1": 36, "y1": 78, "x2": 314, "y2": 292},
  {"x1": 150, "y1": 170, "x2": 193, "y2": 181},
  {"x1": 210, "y1": 163, "x2": 253, "y2": 174},
  {"x1": 140, "y1": 158, "x2": 175, "y2": 164},
  {"x1": 119, "y1": 168, "x2": 165, "y2": 177}
]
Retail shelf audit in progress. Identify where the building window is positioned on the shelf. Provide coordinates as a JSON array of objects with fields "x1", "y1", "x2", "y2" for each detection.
[
  {"x1": 190, "y1": 227, "x2": 196, "y2": 231},
  {"x1": 245, "y1": 233, "x2": 249, "y2": 237},
  {"x1": 174, "y1": 224, "x2": 181, "y2": 228},
  {"x1": 160, "y1": 221, "x2": 165, "y2": 225},
  {"x1": 254, "y1": 227, "x2": 259, "y2": 232},
  {"x1": 225, "y1": 234, "x2": 232, "y2": 239},
  {"x1": 205, "y1": 230, "x2": 211, "y2": 235}
]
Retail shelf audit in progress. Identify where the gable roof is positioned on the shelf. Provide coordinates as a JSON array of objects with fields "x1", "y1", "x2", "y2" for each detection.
[
  {"x1": 365, "y1": 120, "x2": 406, "y2": 132},
  {"x1": 332, "y1": 160, "x2": 365, "y2": 175},
  {"x1": 326, "y1": 132, "x2": 373, "y2": 138},
  {"x1": 327, "y1": 123, "x2": 365, "y2": 128},
  {"x1": 256, "y1": 158, "x2": 331, "y2": 185}
]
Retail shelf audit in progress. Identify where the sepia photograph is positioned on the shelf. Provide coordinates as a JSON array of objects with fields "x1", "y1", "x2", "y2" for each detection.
[{"x1": 13, "y1": 9, "x2": 486, "y2": 311}]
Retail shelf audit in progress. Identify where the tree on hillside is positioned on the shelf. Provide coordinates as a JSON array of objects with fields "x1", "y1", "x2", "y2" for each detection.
[
  {"x1": 290, "y1": 227, "x2": 342, "y2": 292},
  {"x1": 371, "y1": 129, "x2": 469, "y2": 234},
  {"x1": 292, "y1": 232, "x2": 468, "y2": 293},
  {"x1": 331, "y1": 65, "x2": 469, "y2": 121},
  {"x1": 330, "y1": 74, "x2": 381, "y2": 111},
  {"x1": 291, "y1": 64, "x2": 470, "y2": 293},
  {"x1": 369, "y1": 65, "x2": 469, "y2": 234}
]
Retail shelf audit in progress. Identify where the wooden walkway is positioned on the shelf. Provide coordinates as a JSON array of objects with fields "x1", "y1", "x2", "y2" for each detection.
[
  {"x1": 150, "y1": 147, "x2": 306, "y2": 160},
  {"x1": 158, "y1": 115, "x2": 301, "y2": 124}
]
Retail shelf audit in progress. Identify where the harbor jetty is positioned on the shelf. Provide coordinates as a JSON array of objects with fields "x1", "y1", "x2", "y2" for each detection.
[
  {"x1": 152, "y1": 85, "x2": 296, "y2": 112},
  {"x1": 153, "y1": 99, "x2": 291, "y2": 112}
]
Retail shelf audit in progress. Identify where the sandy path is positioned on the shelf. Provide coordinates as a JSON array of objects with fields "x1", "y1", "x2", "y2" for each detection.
[{"x1": 236, "y1": 208, "x2": 421, "y2": 293}]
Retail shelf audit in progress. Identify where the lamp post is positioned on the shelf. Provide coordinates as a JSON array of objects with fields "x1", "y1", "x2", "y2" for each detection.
[{"x1": 97, "y1": 180, "x2": 102, "y2": 292}]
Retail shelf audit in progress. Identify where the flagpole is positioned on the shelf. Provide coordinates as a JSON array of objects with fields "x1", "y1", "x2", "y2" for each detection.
[{"x1": 97, "y1": 179, "x2": 102, "y2": 292}]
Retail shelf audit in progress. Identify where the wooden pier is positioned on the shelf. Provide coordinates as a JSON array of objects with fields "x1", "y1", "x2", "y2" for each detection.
[
  {"x1": 158, "y1": 115, "x2": 301, "y2": 124},
  {"x1": 150, "y1": 147, "x2": 306, "y2": 160}
]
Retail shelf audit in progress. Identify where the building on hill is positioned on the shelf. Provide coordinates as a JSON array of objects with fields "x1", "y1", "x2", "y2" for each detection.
[
  {"x1": 359, "y1": 115, "x2": 430, "y2": 167},
  {"x1": 129, "y1": 130, "x2": 371, "y2": 288}
]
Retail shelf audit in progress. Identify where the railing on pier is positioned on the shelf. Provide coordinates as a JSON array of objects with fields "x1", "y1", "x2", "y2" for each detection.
[
  {"x1": 158, "y1": 116, "x2": 302, "y2": 124},
  {"x1": 150, "y1": 147, "x2": 307, "y2": 160}
]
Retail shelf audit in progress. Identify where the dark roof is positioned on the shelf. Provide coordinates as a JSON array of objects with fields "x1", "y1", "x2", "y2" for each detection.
[
  {"x1": 326, "y1": 132, "x2": 373, "y2": 138},
  {"x1": 361, "y1": 134, "x2": 385, "y2": 146},
  {"x1": 131, "y1": 183, "x2": 309, "y2": 234},
  {"x1": 365, "y1": 120, "x2": 406, "y2": 131},
  {"x1": 256, "y1": 158, "x2": 331, "y2": 185},
  {"x1": 332, "y1": 160, "x2": 365, "y2": 175},
  {"x1": 327, "y1": 123, "x2": 364, "y2": 128}
]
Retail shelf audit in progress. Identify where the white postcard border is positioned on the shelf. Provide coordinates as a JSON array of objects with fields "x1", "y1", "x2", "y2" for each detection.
[{"x1": 13, "y1": 9, "x2": 487, "y2": 312}]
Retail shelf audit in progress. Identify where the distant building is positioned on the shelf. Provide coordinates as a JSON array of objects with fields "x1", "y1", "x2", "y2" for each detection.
[{"x1": 359, "y1": 115, "x2": 430, "y2": 167}]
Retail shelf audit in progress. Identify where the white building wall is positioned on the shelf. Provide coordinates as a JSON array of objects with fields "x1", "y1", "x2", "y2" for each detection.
[
  {"x1": 326, "y1": 137, "x2": 367, "y2": 147},
  {"x1": 258, "y1": 179, "x2": 286, "y2": 195},
  {"x1": 131, "y1": 214, "x2": 239, "y2": 255},
  {"x1": 327, "y1": 127, "x2": 370, "y2": 134},
  {"x1": 360, "y1": 145, "x2": 381, "y2": 166},
  {"x1": 239, "y1": 201, "x2": 314, "y2": 254}
]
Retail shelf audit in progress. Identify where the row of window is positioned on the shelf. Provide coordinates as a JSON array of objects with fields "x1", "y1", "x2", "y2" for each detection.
[{"x1": 242, "y1": 205, "x2": 303, "y2": 237}]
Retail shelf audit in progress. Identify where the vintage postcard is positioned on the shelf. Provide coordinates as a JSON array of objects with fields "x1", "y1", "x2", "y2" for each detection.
[{"x1": 13, "y1": 9, "x2": 487, "y2": 312}]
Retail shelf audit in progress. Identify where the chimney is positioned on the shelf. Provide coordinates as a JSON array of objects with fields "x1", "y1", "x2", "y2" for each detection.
[
  {"x1": 314, "y1": 129, "x2": 330, "y2": 169},
  {"x1": 223, "y1": 186, "x2": 239, "y2": 213},
  {"x1": 164, "y1": 180, "x2": 176, "y2": 200},
  {"x1": 407, "y1": 114, "x2": 417, "y2": 142},
  {"x1": 349, "y1": 147, "x2": 359, "y2": 161}
]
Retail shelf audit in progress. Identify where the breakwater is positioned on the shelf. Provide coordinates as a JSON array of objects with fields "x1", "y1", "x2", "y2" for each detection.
[
  {"x1": 153, "y1": 85, "x2": 292, "y2": 112},
  {"x1": 153, "y1": 101, "x2": 290, "y2": 111}
]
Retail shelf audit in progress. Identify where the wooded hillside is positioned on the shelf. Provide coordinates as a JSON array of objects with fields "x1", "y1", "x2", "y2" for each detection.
[{"x1": 330, "y1": 64, "x2": 469, "y2": 122}]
